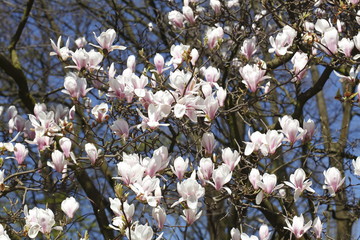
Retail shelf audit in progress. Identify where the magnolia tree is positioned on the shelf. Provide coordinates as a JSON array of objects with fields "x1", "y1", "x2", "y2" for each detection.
[{"x1": 0, "y1": 0, "x2": 360, "y2": 239}]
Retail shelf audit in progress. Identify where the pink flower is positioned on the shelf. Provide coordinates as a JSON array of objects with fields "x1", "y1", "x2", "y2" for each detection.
[
  {"x1": 49, "y1": 36, "x2": 71, "y2": 61},
  {"x1": 61, "y1": 197, "x2": 79, "y2": 218},
  {"x1": 62, "y1": 72, "x2": 92, "y2": 100},
  {"x1": 91, "y1": 29, "x2": 126, "y2": 52},
  {"x1": 313, "y1": 216, "x2": 322, "y2": 239},
  {"x1": 323, "y1": 167, "x2": 345, "y2": 196},
  {"x1": 197, "y1": 158, "x2": 214, "y2": 185},
  {"x1": 284, "y1": 168, "x2": 315, "y2": 201},
  {"x1": 210, "y1": 0, "x2": 221, "y2": 15},
  {"x1": 75, "y1": 36, "x2": 87, "y2": 48},
  {"x1": 59, "y1": 137, "x2": 72, "y2": 158},
  {"x1": 14, "y1": 143, "x2": 28, "y2": 165},
  {"x1": 239, "y1": 62, "x2": 270, "y2": 92},
  {"x1": 241, "y1": 36, "x2": 257, "y2": 60},
  {"x1": 279, "y1": 115, "x2": 305, "y2": 144},
  {"x1": 204, "y1": 66, "x2": 220, "y2": 86},
  {"x1": 302, "y1": 119, "x2": 315, "y2": 142},
  {"x1": 172, "y1": 172, "x2": 205, "y2": 209},
  {"x1": 284, "y1": 214, "x2": 312, "y2": 239},
  {"x1": 338, "y1": 38, "x2": 354, "y2": 57},
  {"x1": 230, "y1": 228, "x2": 241, "y2": 240},
  {"x1": 259, "y1": 224, "x2": 270, "y2": 240},
  {"x1": 291, "y1": 52, "x2": 308, "y2": 82},
  {"x1": 110, "y1": 118, "x2": 129, "y2": 139},
  {"x1": 171, "y1": 157, "x2": 189, "y2": 180},
  {"x1": 182, "y1": 6, "x2": 196, "y2": 24},
  {"x1": 201, "y1": 132, "x2": 216, "y2": 156},
  {"x1": 203, "y1": 95, "x2": 219, "y2": 121},
  {"x1": 190, "y1": 48, "x2": 199, "y2": 65},
  {"x1": 109, "y1": 198, "x2": 135, "y2": 222},
  {"x1": 207, "y1": 27, "x2": 224, "y2": 49},
  {"x1": 240, "y1": 233, "x2": 259, "y2": 240},
  {"x1": 244, "y1": 130, "x2": 266, "y2": 156},
  {"x1": 152, "y1": 206, "x2": 166, "y2": 229},
  {"x1": 320, "y1": 27, "x2": 338, "y2": 55},
  {"x1": 268, "y1": 26, "x2": 297, "y2": 56},
  {"x1": 256, "y1": 173, "x2": 283, "y2": 204},
  {"x1": 91, "y1": 103, "x2": 108, "y2": 123},
  {"x1": 47, "y1": 150, "x2": 67, "y2": 173},
  {"x1": 249, "y1": 168, "x2": 261, "y2": 190},
  {"x1": 211, "y1": 164, "x2": 232, "y2": 194},
  {"x1": 182, "y1": 208, "x2": 202, "y2": 225},
  {"x1": 85, "y1": 143, "x2": 101, "y2": 165},
  {"x1": 154, "y1": 53, "x2": 165, "y2": 74},
  {"x1": 353, "y1": 157, "x2": 360, "y2": 176},
  {"x1": 221, "y1": 147, "x2": 240, "y2": 171},
  {"x1": 168, "y1": 10, "x2": 184, "y2": 28}
]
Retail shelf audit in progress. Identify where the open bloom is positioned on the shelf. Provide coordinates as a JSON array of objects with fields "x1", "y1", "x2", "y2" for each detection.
[
  {"x1": 256, "y1": 173, "x2": 283, "y2": 204},
  {"x1": 24, "y1": 206, "x2": 62, "y2": 238},
  {"x1": 110, "y1": 118, "x2": 129, "y2": 139},
  {"x1": 239, "y1": 62, "x2": 270, "y2": 92},
  {"x1": 91, "y1": 29, "x2": 126, "y2": 52},
  {"x1": 210, "y1": 164, "x2": 232, "y2": 194},
  {"x1": 323, "y1": 167, "x2": 345, "y2": 196},
  {"x1": 284, "y1": 168, "x2": 315, "y2": 201},
  {"x1": 50, "y1": 36, "x2": 71, "y2": 61},
  {"x1": 171, "y1": 157, "x2": 189, "y2": 180},
  {"x1": 241, "y1": 233, "x2": 259, "y2": 240},
  {"x1": 172, "y1": 172, "x2": 205, "y2": 209},
  {"x1": 284, "y1": 214, "x2": 312, "y2": 239},
  {"x1": 0, "y1": 224, "x2": 10, "y2": 240},
  {"x1": 279, "y1": 115, "x2": 305, "y2": 144},
  {"x1": 61, "y1": 197, "x2": 79, "y2": 218},
  {"x1": 182, "y1": 207, "x2": 202, "y2": 225}
]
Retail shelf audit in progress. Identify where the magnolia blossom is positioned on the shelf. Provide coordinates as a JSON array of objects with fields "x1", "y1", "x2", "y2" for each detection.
[
  {"x1": 256, "y1": 173, "x2": 284, "y2": 204},
  {"x1": 110, "y1": 118, "x2": 129, "y2": 139},
  {"x1": 130, "y1": 175, "x2": 161, "y2": 207},
  {"x1": 109, "y1": 197, "x2": 135, "y2": 222},
  {"x1": 320, "y1": 27, "x2": 339, "y2": 55},
  {"x1": 279, "y1": 115, "x2": 305, "y2": 144},
  {"x1": 182, "y1": 6, "x2": 196, "y2": 24},
  {"x1": 302, "y1": 119, "x2": 315, "y2": 142},
  {"x1": 154, "y1": 53, "x2": 165, "y2": 74},
  {"x1": 59, "y1": 137, "x2": 72, "y2": 158},
  {"x1": 260, "y1": 130, "x2": 284, "y2": 156},
  {"x1": 116, "y1": 154, "x2": 145, "y2": 185},
  {"x1": 222, "y1": 147, "x2": 240, "y2": 171},
  {"x1": 0, "y1": 169, "x2": 5, "y2": 191},
  {"x1": 75, "y1": 36, "x2": 87, "y2": 48},
  {"x1": 230, "y1": 227, "x2": 241, "y2": 240},
  {"x1": 182, "y1": 207, "x2": 202, "y2": 225},
  {"x1": 85, "y1": 143, "x2": 101, "y2": 165},
  {"x1": 152, "y1": 206, "x2": 166, "y2": 229},
  {"x1": 210, "y1": 164, "x2": 232, "y2": 194},
  {"x1": 268, "y1": 25, "x2": 297, "y2": 55},
  {"x1": 239, "y1": 62, "x2": 270, "y2": 92},
  {"x1": 91, "y1": 29, "x2": 126, "y2": 52},
  {"x1": 244, "y1": 130, "x2": 265, "y2": 156},
  {"x1": 334, "y1": 66, "x2": 360, "y2": 83},
  {"x1": 241, "y1": 233, "x2": 259, "y2": 240},
  {"x1": 49, "y1": 36, "x2": 71, "y2": 61},
  {"x1": 168, "y1": 10, "x2": 184, "y2": 28},
  {"x1": 313, "y1": 217, "x2": 322, "y2": 239},
  {"x1": 338, "y1": 38, "x2": 354, "y2": 57},
  {"x1": 68, "y1": 48, "x2": 103, "y2": 71},
  {"x1": 284, "y1": 168, "x2": 315, "y2": 201},
  {"x1": 241, "y1": 36, "x2": 257, "y2": 60},
  {"x1": 14, "y1": 143, "x2": 28, "y2": 165},
  {"x1": 291, "y1": 52, "x2": 308, "y2": 82},
  {"x1": 249, "y1": 168, "x2": 261, "y2": 190},
  {"x1": 91, "y1": 103, "x2": 108, "y2": 122},
  {"x1": 171, "y1": 157, "x2": 189, "y2": 180},
  {"x1": 204, "y1": 66, "x2": 220, "y2": 86},
  {"x1": 206, "y1": 26, "x2": 224, "y2": 49},
  {"x1": 47, "y1": 150, "x2": 67, "y2": 173},
  {"x1": 284, "y1": 214, "x2": 312, "y2": 239},
  {"x1": 259, "y1": 224, "x2": 270, "y2": 240},
  {"x1": 62, "y1": 72, "x2": 92, "y2": 100},
  {"x1": 172, "y1": 172, "x2": 205, "y2": 209},
  {"x1": 0, "y1": 224, "x2": 10, "y2": 240},
  {"x1": 24, "y1": 206, "x2": 62, "y2": 238},
  {"x1": 126, "y1": 223, "x2": 154, "y2": 240},
  {"x1": 353, "y1": 157, "x2": 360, "y2": 176},
  {"x1": 201, "y1": 132, "x2": 216, "y2": 155},
  {"x1": 210, "y1": 0, "x2": 221, "y2": 14},
  {"x1": 190, "y1": 48, "x2": 199, "y2": 65},
  {"x1": 323, "y1": 167, "x2": 345, "y2": 196},
  {"x1": 197, "y1": 158, "x2": 214, "y2": 185},
  {"x1": 61, "y1": 197, "x2": 79, "y2": 218}
]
